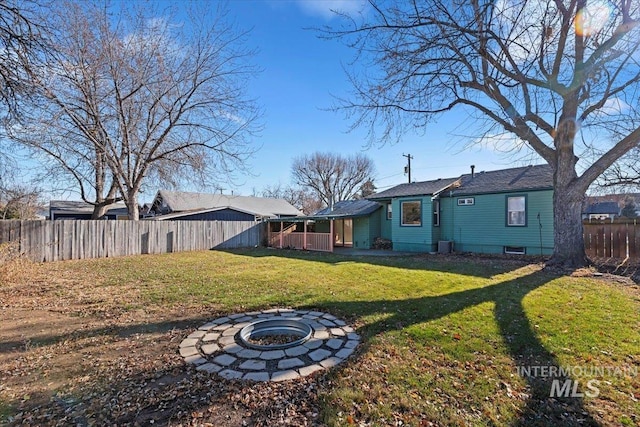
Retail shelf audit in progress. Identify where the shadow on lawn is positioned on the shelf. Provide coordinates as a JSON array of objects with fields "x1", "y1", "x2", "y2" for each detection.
[
  {"x1": 222, "y1": 247, "x2": 532, "y2": 279},
  {"x1": 316, "y1": 269, "x2": 600, "y2": 426}
]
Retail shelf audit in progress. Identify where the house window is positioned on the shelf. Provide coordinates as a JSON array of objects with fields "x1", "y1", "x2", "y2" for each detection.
[
  {"x1": 504, "y1": 246, "x2": 526, "y2": 255},
  {"x1": 401, "y1": 200, "x2": 421, "y2": 226},
  {"x1": 458, "y1": 197, "x2": 475, "y2": 206},
  {"x1": 387, "y1": 203, "x2": 392, "y2": 220},
  {"x1": 433, "y1": 200, "x2": 440, "y2": 226},
  {"x1": 507, "y1": 195, "x2": 526, "y2": 226}
]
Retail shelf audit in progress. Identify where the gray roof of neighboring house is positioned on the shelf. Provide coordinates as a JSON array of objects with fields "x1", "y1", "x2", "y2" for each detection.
[
  {"x1": 367, "y1": 177, "x2": 461, "y2": 200},
  {"x1": 584, "y1": 201, "x2": 620, "y2": 215},
  {"x1": 152, "y1": 190, "x2": 302, "y2": 218},
  {"x1": 49, "y1": 200, "x2": 128, "y2": 216},
  {"x1": 451, "y1": 164, "x2": 553, "y2": 196},
  {"x1": 312, "y1": 200, "x2": 382, "y2": 218}
]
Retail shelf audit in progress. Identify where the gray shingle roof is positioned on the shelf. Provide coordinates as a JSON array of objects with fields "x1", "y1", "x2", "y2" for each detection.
[
  {"x1": 451, "y1": 164, "x2": 553, "y2": 196},
  {"x1": 584, "y1": 201, "x2": 620, "y2": 215},
  {"x1": 312, "y1": 200, "x2": 382, "y2": 218},
  {"x1": 368, "y1": 177, "x2": 461, "y2": 200},
  {"x1": 49, "y1": 200, "x2": 128, "y2": 215},
  {"x1": 153, "y1": 190, "x2": 302, "y2": 218}
]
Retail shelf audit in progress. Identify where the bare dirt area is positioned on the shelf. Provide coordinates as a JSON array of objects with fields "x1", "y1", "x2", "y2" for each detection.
[{"x1": 0, "y1": 273, "x2": 325, "y2": 426}]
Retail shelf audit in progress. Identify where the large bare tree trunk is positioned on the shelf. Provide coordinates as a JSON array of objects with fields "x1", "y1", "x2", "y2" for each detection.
[{"x1": 550, "y1": 183, "x2": 589, "y2": 268}]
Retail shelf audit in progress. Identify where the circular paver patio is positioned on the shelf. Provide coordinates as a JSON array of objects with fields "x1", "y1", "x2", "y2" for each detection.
[{"x1": 179, "y1": 308, "x2": 361, "y2": 382}]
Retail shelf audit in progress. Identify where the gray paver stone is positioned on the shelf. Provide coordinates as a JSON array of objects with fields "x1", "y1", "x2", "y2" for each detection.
[
  {"x1": 187, "y1": 330, "x2": 207, "y2": 339},
  {"x1": 336, "y1": 347, "x2": 355, "y2": 359},
  {"x1": 285, "y1": 346, "x2": 310, "y2": 357},
  {"x1": 278, "y1": 357, "x2": 305, "y2": 370},
  {"x1": 202, "y1": 332, "x2": 220, "y2": 342},
  {"x1": 308, "y1": 311, "x2": 324, "y2": 316},
  {"x1": 184, "y1": 355, "x2": 207, "y2": 365},
  {"x1": 219, "y1": 369, "x2": 243, "y2": 380},
  {"x1": 270, "y1": 370, "x2": 300, "y2": 382},
  {"x1": 179, "y1": 338, "x2": 198, "y2": 348},
  {"x1": 326, "y1": 338, "x2": 344, "y2": 350},
  {"x1": 259, "y1": 350, "x2": 286, "y2": 360},
  {"x1": 201, "y1": 343, "x2": 220, "y2": 355},
  {"x1": 196, "y1": 363, "x2": 222, "y2": 373},
  {"x1": 344, "y1": 339, "x2": 359, "y2": 349},
  {"x1": 299, "y1": 364, "x2": 325, "y2": 377},
  {"x1": 319, "y1": 319, "x2": 336, "y2": 327},
  {"x1": 320, "y1": 356, "x2": 344, "y2": 369},
  {"x1": 218, "y1": 336, "x2": 236, "y2": 346},
  {"x1": 313, "y1": 330, "x2": 330, "y2": 340},
  {"x1": 179, "y1": 346, "x2": 199, "y2": 358},
  {"x1": 228, "y1": 313, "x2": 245, "y2": 319},
  {"x1": 222, "y1": 327, "x2": 239, "y2": 336},
  {"x1": 213, "y1": 354, "x2": 237, "y2": 366},
  {"x1": 223, "y1": 344, "x2": 243, "y2": 354},
  {"x1": 212, "y1": 317, "x2": 231, "y2": 324},
  {"x1": 342, "y1": 326, "x2": 354, "y2": 333},
  {"x1": 239, "y1": 359, "x2": 266, "y2": 370},
  {"x1": 309, "y1": 348, "x2": 332, "y2": 362},
  {"x1": 330, "y1": 328, "x2": 346, "y2": 336},
  {"x1": 347, "y1": 332, "x2": 361, "y2": 341},
  {"x1": 244, "y1": 372, "x2": 270, "y2": 381},
  {"x1": 198, "y1": 322, "x2": 217, "y2": 331},
  {"x1": 303, "y1": 338, "x2": 323, "y2": 350},
  {"x1": 323, "y1": 314, "x2": 337, "y2": 320},
  {"x1": 237, "y1": 349, "x2": 262, "y2": 359},
  {"x1": 333, "y1": 319, "x2": 346, "y2": 326}
]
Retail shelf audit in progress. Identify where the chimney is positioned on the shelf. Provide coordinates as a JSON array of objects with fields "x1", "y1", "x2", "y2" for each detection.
[{"x1": 470, "y1": 165, "x2": 475, "y2": 178}]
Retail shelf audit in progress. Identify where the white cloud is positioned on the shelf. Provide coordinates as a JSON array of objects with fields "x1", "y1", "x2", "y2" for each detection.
[
  {"x1": 594, "y1": 97, "x2": 631, "y2": 116},
  {"x1": 296, "y1": 0, "x2": 367, "y2": 20}
]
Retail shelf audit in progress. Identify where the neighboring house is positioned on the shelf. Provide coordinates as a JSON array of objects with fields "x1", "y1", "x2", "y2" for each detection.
[
  {"x1": 582, "y1": 201, "x2": 620, "y2": 221},
  {"x1": 269, "y1": 164, "x2": 555, "y2": 256},
  {"x1": 49, "y1": 200, "x2": 129, "y2": 220},
  {"x1": 146, "y1": 190, "x2": 302, "y2": 221}
]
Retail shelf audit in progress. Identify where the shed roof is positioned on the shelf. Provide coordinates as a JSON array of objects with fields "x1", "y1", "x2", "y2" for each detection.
[
  {"x1": 584, "y1": 201, "x2": 620, "y2": 215},
  {"x1": 152, "y1": 190, "x2": 302, "y2": 218}
]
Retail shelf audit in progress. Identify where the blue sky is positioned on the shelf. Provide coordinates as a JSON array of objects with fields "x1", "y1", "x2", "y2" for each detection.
[{"x1": 222, "y1": 0, "x2": 543, "y2": 196}]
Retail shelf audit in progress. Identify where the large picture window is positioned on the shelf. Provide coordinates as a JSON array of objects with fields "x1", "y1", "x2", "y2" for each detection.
[
  {"x1": 401, "y1": 201, "x2": 421, "y2": 226},
  {"x1": 507, "y1": 196, "x2": 526, "y2": 226}
]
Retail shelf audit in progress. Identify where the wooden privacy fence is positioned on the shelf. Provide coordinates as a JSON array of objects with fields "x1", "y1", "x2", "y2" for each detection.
[
  {"x1": 0, "y1": 220, "x2": 265, "y2": 262},
  {"x1": 583, "y1": 219, "x2": 640, "y2": 260}
]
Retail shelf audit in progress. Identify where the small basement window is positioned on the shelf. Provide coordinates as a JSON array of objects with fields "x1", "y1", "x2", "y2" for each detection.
[
  {"x1": 457, "y1": 197, "x2": 475, "y2": 206},
  {"x1": 504, "y1": 246, "x2": 526, "y2": 255}
]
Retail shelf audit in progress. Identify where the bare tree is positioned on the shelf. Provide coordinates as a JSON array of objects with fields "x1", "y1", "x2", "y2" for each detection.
[
  {"x1": 0, "y1": 0, "x2": 49, "y2": 117},
  {"x1": 0, "y1": 183, "x2": 42, "y2": 219},
  {"x1": 262, "y1": 183, "x2": 324, "y2": 215},
  {"x1": 291, "y1": 152, "x2": 375, "y2": 209},
  {"x1": 327, "y1": 0, "x2": 640, "y2": 268},
  {"x1": 9, "y1": 1, "x2": 261, "y2": 219}
]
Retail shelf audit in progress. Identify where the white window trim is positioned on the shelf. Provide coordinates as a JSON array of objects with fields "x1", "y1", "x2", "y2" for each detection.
[
  {"x1": 457, "y1": 197, "x2": 475, "y2": 206},
  {"x1": 401, "y1": 200, "x2": 422, "y2": 227}
]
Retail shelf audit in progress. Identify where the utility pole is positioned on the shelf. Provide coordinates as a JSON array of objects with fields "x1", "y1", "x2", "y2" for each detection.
[{"x1": 403, "y1": 153, "x2": 413, "y2": 183}]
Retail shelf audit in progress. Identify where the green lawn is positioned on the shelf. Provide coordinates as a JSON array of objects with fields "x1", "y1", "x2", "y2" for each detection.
[{"x1": 1, "y1": 248, "x2": 638, "y2": 426}]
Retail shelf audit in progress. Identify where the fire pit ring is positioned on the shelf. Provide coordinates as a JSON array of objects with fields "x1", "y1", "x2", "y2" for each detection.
[
  {"x1": 179, "y1": 309, "x2": 361, "y2": 382},
  {"x1": 239, "y1": 318, "x2": 312, "y2": 350}
]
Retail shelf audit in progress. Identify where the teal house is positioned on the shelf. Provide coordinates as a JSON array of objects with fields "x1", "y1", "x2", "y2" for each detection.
[
  {"x1": 368, "y1": 164, "x2": 554, "y2": 255},
  {"x1": 268, "y1": 164, "x2": 554, "y2": 256}
]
